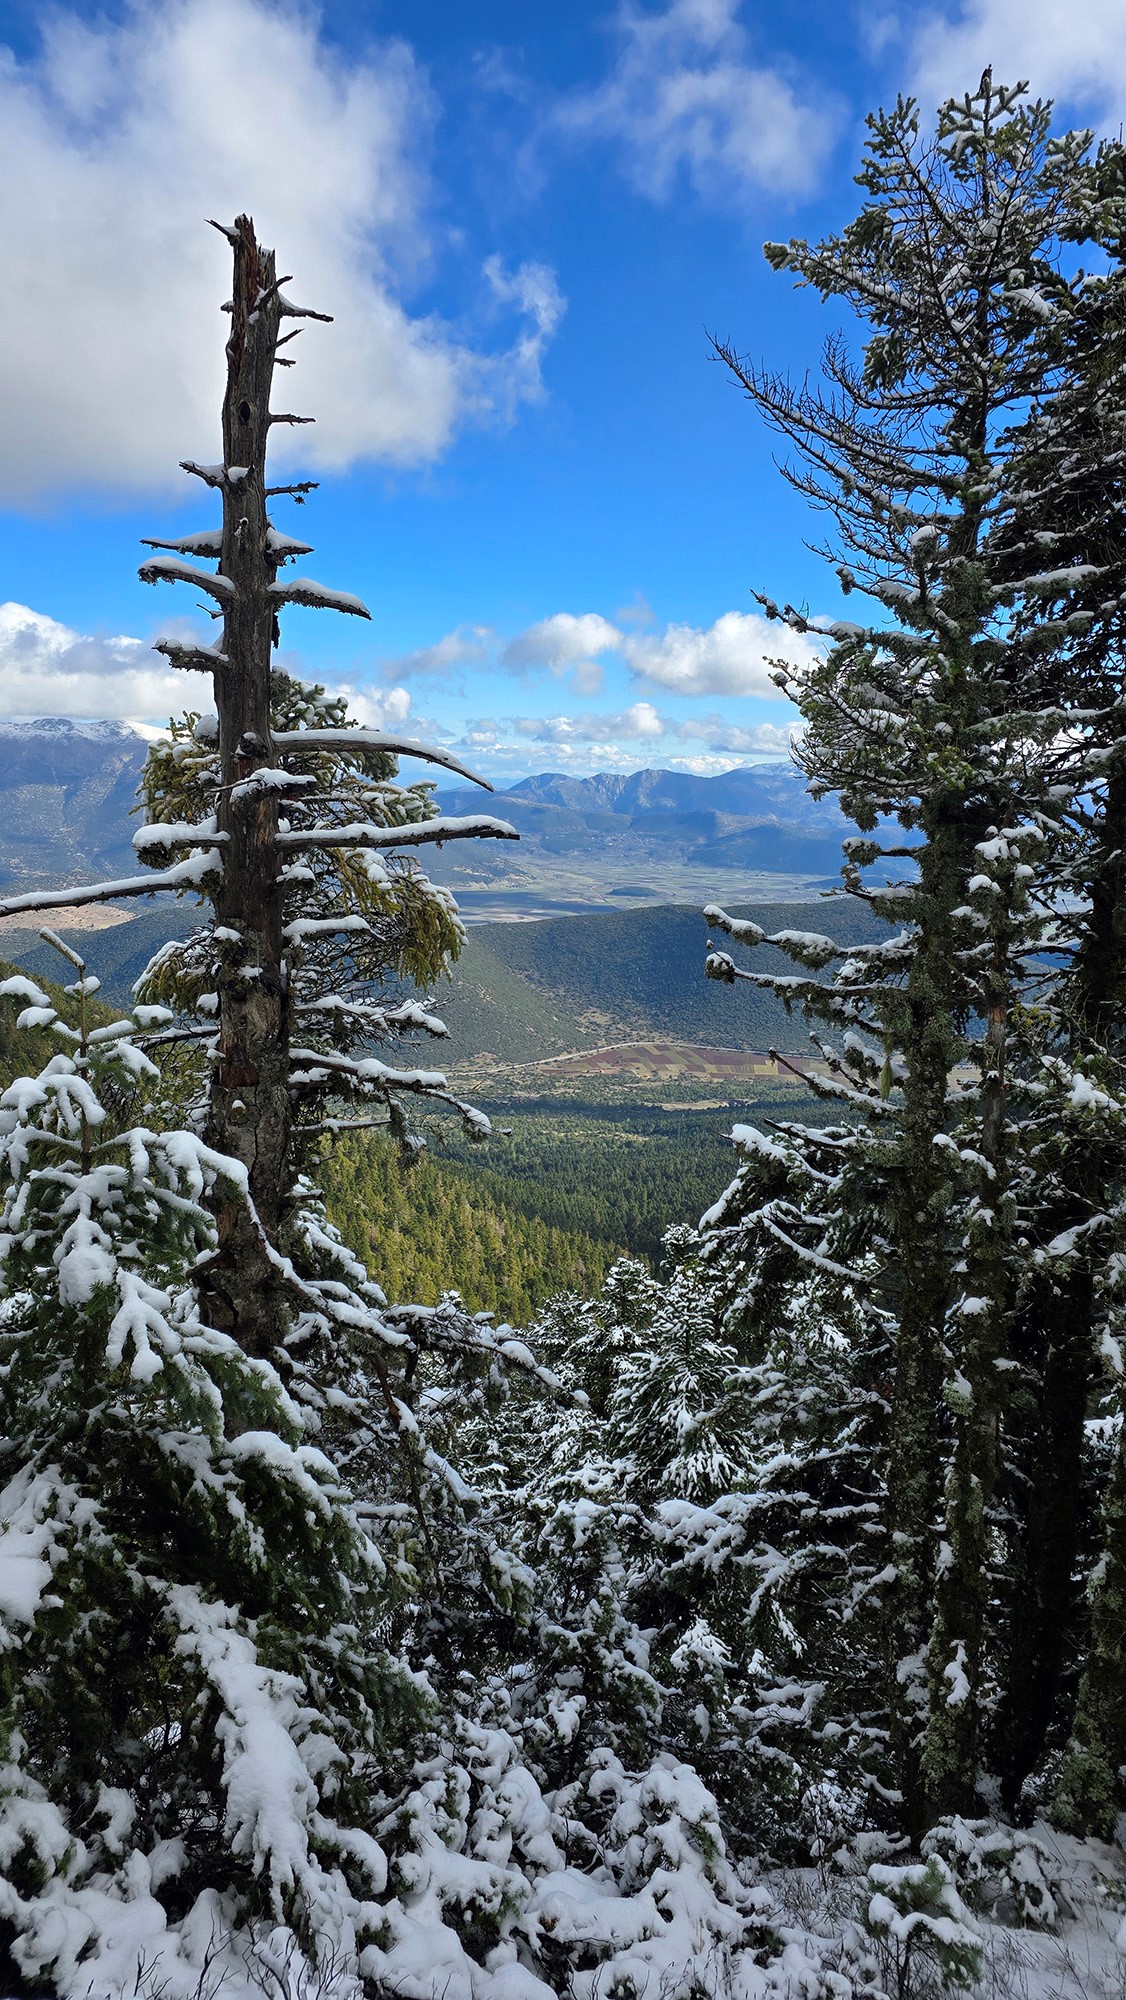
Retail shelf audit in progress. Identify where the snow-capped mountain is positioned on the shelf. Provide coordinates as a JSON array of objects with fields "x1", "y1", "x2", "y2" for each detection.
[{"x1": 0, "y1": 717, "x2": 149, "y2": 890}]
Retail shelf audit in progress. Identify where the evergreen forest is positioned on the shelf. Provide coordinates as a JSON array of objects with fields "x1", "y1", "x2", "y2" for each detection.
[{"x1": 6, "y1": 75, "x2": 1126, "y2": 2000}]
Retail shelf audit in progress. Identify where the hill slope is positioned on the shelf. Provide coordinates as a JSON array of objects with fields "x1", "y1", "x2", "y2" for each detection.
[
  {"x1": 434, "y1": 898, "x2": 887, "y2": 1064},
  {"x1": 0, "y1": 898, "x2": 888, "y2": 1060}
]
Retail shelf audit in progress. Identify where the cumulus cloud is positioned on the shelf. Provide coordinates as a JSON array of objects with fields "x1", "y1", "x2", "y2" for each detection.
[
  {"x1": 513, "y1": 701, "x2": 667, "y2": 744},
  {"x1": 501, "y1": 612, "x2": 621, "y2": 694},
  {"x1": 461, "y1": 604, "x2": 826, "y2": 701},
  {"x1": 674, "y1": 714, "x2": 794, "y2": 751},
  {"x1": 0, "y1": 601, "x2": 422, "y2": 745},
  {"x1": 323, "y1": 683, "x2": 416, "y2": 732},
  {"x1": 555, "y1": 0, "x2": 840, "y2": 204},
  {"x1": 0, "y1": 602, "x2": 212, "y2": 723},
  {"x1": 506, "y1": 702, "x2": 794, "y2": 753},
  {"x1": 910, "y1": 0, "x2": 1126, "y2": 119},
  {"x1": 498, "y1": 607, "x2": 818, "y2": 699},
  {"x1": 0, "y1": 0, "x2": 562, "y2": 502},
  {"x1": 621, "y1": 609, "x2": 819, "y2": 697},
  {"x1": 380, "y1": 626, "x2": 493, "y2": 685}
]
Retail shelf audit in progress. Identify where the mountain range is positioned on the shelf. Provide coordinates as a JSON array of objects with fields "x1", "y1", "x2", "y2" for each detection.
[
  {"x1": 418, "y1": 760, "x2": 881, "y2": 916},
  {"x1": 0, "y1": 719, "x2": 882, "y2": 912},
  {"x1": 0, "y1": 720, "x2": 899, "y2": 1072}
]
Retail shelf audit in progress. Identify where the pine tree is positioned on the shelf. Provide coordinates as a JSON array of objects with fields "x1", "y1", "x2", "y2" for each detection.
[
  {"x1": 706, "y1": 77, "x2": 1114, "y2": 1824},
  {"x1": 983, "y1": 160, "x2": 1126, "y2": 1827}
]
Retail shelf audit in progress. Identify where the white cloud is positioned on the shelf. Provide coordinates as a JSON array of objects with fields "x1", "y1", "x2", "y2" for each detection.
[
  {"x1": 674, "y1": 714, "x2": 795, "y2": 751},
  {"x1": 495, "y1": 605, "x2": 821, "y2": 699},
  {"x1": 445, "y1": 736, "x2": 784, "y2": 780},
  {"x1": 483, "y1": 258, "x2": 567, "y2": 416},
  {"x1": 0, "y1": 601, "x2": 423, "y2": 743},
  {"x1": 0, "y1": 602, "x2": 212, "y2": 723},
  {"x1": 910, "y1": 0, "x2": 1126, "y2": 120},
  {"x1": 621, "y1": 610, "x2": 819, "y2": 697},
  {"x1": 325, "y1": 683, "x2": 416, "y2": 732},
  {"x1": 514, "y1": 701, "x2": 667, "y2": 744},
  {"x1": 501, "y1": 612, "x2": 621, "y2": 694},
  {"x1": 556, "y1": 0, "x2": 839, "y2": 204},
  {"x1": 0, "y1": 0, "x2": 561, "y2": 503},
  {"x1": 506, "y1": 702, "x2": 794, "y2": 753},
  {"x1": 381, "y1": 626, "x2": 494, "y2": 684}
]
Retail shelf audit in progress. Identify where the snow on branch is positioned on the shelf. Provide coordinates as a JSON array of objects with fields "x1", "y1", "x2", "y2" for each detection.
[
  {"x1": 289, "y1": 1048, "x2": 448, "y2": 1093},
  {"x1": 295, "y1": 995, "x2": 447, "y2": 1037},
  {"x1": 763, "y1": 929, "x2": 841, "y2": 969},
  {"x1": 288, "y1": 1046, "x2": 493, "y2": 1138},
  {"x1": 267, "y1": 578, "x2": 370, "y2": 618},
  {"x1": 0, "y1": 850, "x2": 223, "y2": 920},
  {"x1": 265, "y1": 529, "x2": 314, "y2": 558},
  {"x1": 705, "y1": 950, "x2": 757, "y2": 985},
  {"x1": 133, "y1": 821, "x2": 229, "y2": 855},
  {"x1": 704, "y1": 906, "x2": 766, "y2": 945},
  {"x1": 142, "y1": 532, "x2": 223, "y2": 557},
  {"x1": 230, "y1": 769, "x2": 318, "y2": 804},
  {"x1": 180, "y1": 460, "x2": 250, "y2": 488},
  {"x1": 275, "y1": 814, "x2": 518, "y2": 853},
  {"x1": 154, "y1": 639, "x2": 230, "y2": 672},
  {"x1": 138, "y1": 555, "x2": 234, "y2": 603},
  {"x1": 270, "y1": 728, "x2": 493, "y2": 789},
  {"x1": 276, "y1": 291, "x2": 332, "y2": 324}
]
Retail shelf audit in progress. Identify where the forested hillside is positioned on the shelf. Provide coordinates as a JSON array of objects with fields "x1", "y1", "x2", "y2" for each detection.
[
  {"x1": 1, "y1": 897, "x2": 890, "y2": 1063},
  {"x1": 318, "y1": 1092, "x2": 820, "y2": 1312},
  {"x1": 319, "y1": 1128, "x2": 624, "y2": 1318},
  {"x1": 438, "y1": 897, "x2": 888, "y2": 1059}
]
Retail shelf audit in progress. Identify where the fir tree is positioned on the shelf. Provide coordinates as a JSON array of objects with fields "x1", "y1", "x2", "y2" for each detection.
[
  {"x1": 0, "y1": 948, "x2": 428, "y2": 1989},
  {"x1": 706, "y1": 77, "x2": 1116, "y2": 1823}
]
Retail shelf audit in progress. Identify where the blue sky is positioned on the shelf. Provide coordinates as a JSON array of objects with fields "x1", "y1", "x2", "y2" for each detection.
[{"x1": 0, "y1": 0, "x2": 1122, "y2": 784}]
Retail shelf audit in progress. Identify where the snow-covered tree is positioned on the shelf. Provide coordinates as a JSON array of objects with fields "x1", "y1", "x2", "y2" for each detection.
[
  {"x1": 0, "y1": 217, "x2": 849, "y2": 2000},
  {"x1": 705, "y1": 77, "x2": 1122, "y2": 1825},
  {"x1": 0, "y1": 949, "x2": 437, "y2": 1991},
  {"x1": 985, "y1": 191, "x2": 1126, "y2": 1829},
  {"x1": 0, "y1": 212, "x2": 541, "y2": 1992}
]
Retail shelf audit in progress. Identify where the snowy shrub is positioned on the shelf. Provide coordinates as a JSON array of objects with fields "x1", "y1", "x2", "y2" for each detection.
[
  {"x1": 0, "y1": 969, "x2": 430, "y2": 1993},
  {"x1": 862, "y1": 1857, "x2": 983, "y2": 1996},
  {"x1": 921, "y1": 1817, "x2": 1066, "y2": 1931}
]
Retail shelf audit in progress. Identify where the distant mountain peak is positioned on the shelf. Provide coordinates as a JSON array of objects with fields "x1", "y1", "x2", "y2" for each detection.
[
  {"x1": 502, "y1": 763, "x2": 830, "y2": 821},
  {"x1": 0, "y1": 717, "x2": 144, "y2": 743}
]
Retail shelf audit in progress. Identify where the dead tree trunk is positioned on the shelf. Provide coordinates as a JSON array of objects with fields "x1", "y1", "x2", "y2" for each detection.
[
  {"x1": 1, "y1": 212, "x2": 517, "y2": 1363},
  {"x1": 198, "y1": 217, "x2": 294, "y2": 1355}
]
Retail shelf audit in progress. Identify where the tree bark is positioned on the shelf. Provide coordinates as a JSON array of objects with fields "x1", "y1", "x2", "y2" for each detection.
[
  {"x1": 996, "y1": 1258, "x2": 1092, "y2": 1812},
  {"x1": 198, "y1": 216, "x2": 292, "y2": 1358},
  {"x1": 879, "y1": 809, "x2": 965, "y2": 1829},
  {"x1": 923, "y1": 887, "x2": 1015, "y2": 1820}
]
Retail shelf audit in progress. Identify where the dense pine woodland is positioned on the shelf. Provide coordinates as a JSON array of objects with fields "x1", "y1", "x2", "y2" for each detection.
[{"x1": 4, "y1": 76, "x2": 1126, "y2": 2000}]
